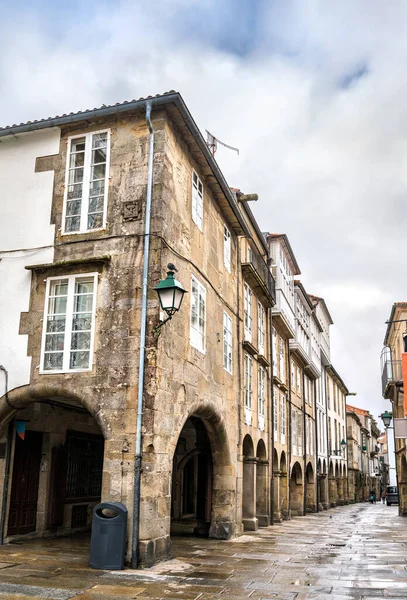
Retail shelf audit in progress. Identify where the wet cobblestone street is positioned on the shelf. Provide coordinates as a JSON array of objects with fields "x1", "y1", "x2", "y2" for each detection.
[{"x1": 0, "y1": 503, "x2": 406, "y2": 599}]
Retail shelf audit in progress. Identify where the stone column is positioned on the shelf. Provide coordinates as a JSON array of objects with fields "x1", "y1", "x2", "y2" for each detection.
[
  {"x1": 329, "y1": 476, "x2": 337, "y2": 508},
  {"x1": 280, "y1": 472, "x2": 289, "y2": 519},
  {"x1": 256, "y1": 460, "x2": 269, "y2": 527},
  {"x1": 273, "y1": 471, "x2": 282, "y2": 522},
  {"x1": 242, "y1": 458, "x2": 258, "y2": 531}
]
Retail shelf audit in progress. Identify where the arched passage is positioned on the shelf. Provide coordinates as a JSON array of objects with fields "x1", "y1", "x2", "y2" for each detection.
[
  {"x1": 242, "y1": 435, "x2": 257, "y2": 531},
  {"x1": 305, "y1": 462, "x2": 316, "y2": 513},
  {"x1": 256, "y1": 439, "x2": 269, "y2": 526},
  {"x1": 279, "y1": 451, "x2": 288, "y2": 519},
  {"x1": 290, "y1": 461, "x2": 303, "y2": 516},
  {"x1": 0, "y1": 385, "x2": 110, "y2": 545}
]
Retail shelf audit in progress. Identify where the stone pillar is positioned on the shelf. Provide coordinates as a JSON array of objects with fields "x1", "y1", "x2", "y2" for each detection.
[
  {"x1": 320, "y1": 475, "x2": 328, "y2": 510},
  {"x1": 273, "y1": 471, "x2": 282, "y2": 522},
  {"x1": 329, "y1": 476, "x2": 337, "y2": 508},
  {"x1": 242, "y1": 458, "x2": 258, "y2": 531},
  {"x1": 280, "y1": 472, "x2": 289, "y2": 519},
  {"x1": 306, "y1": 481, "x2": 317, "y2": 513},
  {"x1": 256, "y1": 460, "x2": 269, "y2": 527}
]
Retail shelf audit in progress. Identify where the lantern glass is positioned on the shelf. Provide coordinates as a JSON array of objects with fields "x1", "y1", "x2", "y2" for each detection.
[
  {"x1": 381, "y1": 411, "x2": 392, "y2": 428},
  {"x1": 154, "y1": 270, "x2": 187, "y2": 319}
]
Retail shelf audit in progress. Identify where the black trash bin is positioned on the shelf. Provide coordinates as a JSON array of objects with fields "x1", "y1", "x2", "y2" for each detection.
[{"x1": 89, "y1": 502, "x2": 127, "y2": 570}]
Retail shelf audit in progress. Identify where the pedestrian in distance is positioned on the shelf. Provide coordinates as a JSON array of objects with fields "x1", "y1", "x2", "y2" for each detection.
[{"x1": 381, "y1": 490, "x2": 386, "y2": 504}]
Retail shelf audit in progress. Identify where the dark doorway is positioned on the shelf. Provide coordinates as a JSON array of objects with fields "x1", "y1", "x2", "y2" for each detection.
[
  {"x1": 171, "y1": 417, "x2": 213, "y2": 536},
  {"x1": 7, "y1": 431, "x2": 43, "y2": 536}
]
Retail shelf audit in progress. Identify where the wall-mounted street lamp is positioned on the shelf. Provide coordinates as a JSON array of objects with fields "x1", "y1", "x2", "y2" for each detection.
[
  {"x1": 380, "y1": 410, "x2": 393, "y2": 429},
  {"x1": 154, "y1": 264, "x2": 187, "y2": 338}
]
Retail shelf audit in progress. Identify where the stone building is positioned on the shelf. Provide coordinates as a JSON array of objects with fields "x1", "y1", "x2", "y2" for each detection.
[
  {"x1": 326, "y1": 365, "x2": 348, "y2": 506},
  {"x1": 346, "y1": 408, "x2": 363, "y2": 503},
  {"x1": 266, "y1": 234, "x2": 300, "y2": 521},
  {"x1": 382, "y1": 302, "x2": 407, "y2": 515},
  {"x1": 0, "y1": 92, "x2": 275, "y2": 566}
]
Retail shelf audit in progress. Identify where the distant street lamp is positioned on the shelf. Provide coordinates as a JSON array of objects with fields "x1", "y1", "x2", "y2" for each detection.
[{"x1": 154, "y1": 265, "x2": 187, "y2": 337}]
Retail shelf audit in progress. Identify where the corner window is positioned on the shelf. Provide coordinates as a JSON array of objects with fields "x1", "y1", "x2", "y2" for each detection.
[
  {"x1": 224, "y1": 225, "x2": 231, "y2": 273},
  {"x1": 41, "y1": 273, "x2": 98, "y2": 373},
  {"x1": 190, "y1": 276, "x2": 206, "y2": 353},
  {"x1": 244, "y1": 353, "x2": 253, "y2": 425},
  {"x1": 223, "y1": 312, "x2": 232, "y2": 374},
  {"x1": 63, "y1": 131, "x2": 110, "y2": 234},
  {"x1": 258, "y1": 302, "x2": 265, "y2": 355},
  {"x1": 244, "y1": 283, "x2": 252, "y2": 341},
  {"x1": 192, "y1": 171, "x2": 203, "y2": 231}
]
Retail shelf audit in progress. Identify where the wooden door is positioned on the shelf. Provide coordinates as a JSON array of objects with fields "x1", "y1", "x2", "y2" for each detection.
[
  {"x1": 47, "y1": 445, "x2": 68, "y2": 529},
  {"x1": 7, "y1": 431, "x2": 42, "y2": 536}
]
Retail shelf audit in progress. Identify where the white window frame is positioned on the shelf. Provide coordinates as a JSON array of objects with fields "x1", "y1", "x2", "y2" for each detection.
[
  {"x1": 258, "y1": 366, "x2": 265, "y2": 431},
  {"x1": 291, "y1": 360, "x2": 295, "y2": 389},
  {"x1": 62, "y1": 130, "x2": 110, "y2": 235},
  {"x1": 40, "y1": 273, "x2": 98, "y2": 374},
  {"x1": 280, "y1": 393, "x2": 286, "y2": 444},
  {"x1": 223, "y1": 312, "x2": 233, "y2": 374},
  {"x1": 279, "y1": 340, "x2": 285, "y2": 382},
  {"x1": 244, "y1": 353, "x2": 253, "y2": 425},
  {"x1": 224, "y1": 225, "x2": 231, "y2": 273},
  {"x1": 258, "y1": 302, "x2": 265, "y2": 355},
  {"x1": 304, "y1": 375, "x2": 309, "y2": 404},
  {"x1": 273, "y1": 389, "x2": 278, "y2": 436},
  {"x1": 244, "y1": 283, "x2": 252, "y2": 342},
  {"x1": 296, "y1": 366, "x2": 301, "y2": 395},
  {"x1": 272, "y1": 327, "x2": 277, "y2": 376},
  {"x1": 192, "y1": 170, "x2": 203, "y2": 231},
  {"x1": 190, "y1": 275, "x2": 206, "y2": 353},
  {"x1": 298, "y1": 412, "x2": 303, "y2": 456}
]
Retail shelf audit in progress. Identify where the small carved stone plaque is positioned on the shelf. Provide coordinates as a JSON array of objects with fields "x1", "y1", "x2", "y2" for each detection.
[{"x1": 123, "y1": 200, "x2": 142, "y2": 220}]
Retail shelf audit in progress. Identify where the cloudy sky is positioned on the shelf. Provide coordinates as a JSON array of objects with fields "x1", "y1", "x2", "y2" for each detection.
[{"x1": 2, "y1": 0, "x2": 405, "y2": 422}]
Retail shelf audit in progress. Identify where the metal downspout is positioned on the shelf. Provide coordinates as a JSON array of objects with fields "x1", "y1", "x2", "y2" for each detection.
[
  {"x1": 131, "y1": 101, "x2": 154, "y2": 569},
  {"x1": 314, "y1": 380, "x2": 319, "y2": 512},
  {"x1": 0, "y1": 366, "x2": 12, "y2": 545},
  {"x1": 269, "y1": 310, "x2": 274, "y2": 525},
  {"x1": 302, "y1": 369, "x2": 307, "y2": 516}
]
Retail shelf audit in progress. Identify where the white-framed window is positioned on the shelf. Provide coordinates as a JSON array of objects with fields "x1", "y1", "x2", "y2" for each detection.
[
  {"x1": 224, "y1": 225, "x2": 231, "y2": 273},
  {"x1": 279, "y1": 340, "x2": 285, "y2": 382},
  {"x1": 258, "y1": 366, "x2": 265, "y2": 430},
  {"x1": 190, "y1": 275, "x2": 206, "y2": 353},
  {"x1": 41, "y1": 273, "x2": 98, "y2": 373},
  {"x1": 280, "y1": 393, "x2": 286, "y2": 444},
  {"x1": 298, "y1": 412, "x2": 303, "y2": 456},
  {"x1": 223, "y1": 312, "x2": 232, "y2": 374},
  {"x1": 244, "y1": 353, "x2": 253, "y2": 425},
  {"x1": 304, "y1": 375, "x2": 309, "y2": 404},
  {"x1": 192, "y1": 171, "x2": 203, "y2": 231},
  {"x1": 272, "y1": 327, "x2": 277, "y2": 375},
  {"x1": 291, "y1": 407, "x2": 297, "y2": 454},
  {"x1": 291, "y1": 360, "x2": 295, "y2": 389},
  {"x1": 273, "y1": 389, "x2": 278, "y2": 436},
  {"x1": 258, "y1": 302, "x2": 265, "y2": 355},
  {"x1": 63, "y1": 131, "x2": 110, "y2": 234},
  {"x1": 310, "y1": 419, "x2": 313, "y2": 456},
  {"x1": 244, "y1": 283, "x2": 252, "y2": 341},
  {"x1": 296, "y1": 366, "x2": 301, "y2": 395}
]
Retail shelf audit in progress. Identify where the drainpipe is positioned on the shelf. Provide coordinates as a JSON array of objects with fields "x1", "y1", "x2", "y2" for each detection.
[
  {"x1": 131, "y1": 101, "x2": 154, "y2": 569},
  {"x1": 324, "y1": 367, "x2": 330, "y2": 507},
  {"x1": 269, "y1": 309, "x2": 274, "y2": 525},
  {"x1": 314, "y1": 379, "x2": 319, "y2": 513},
  {"x1": 302, "y1": 369, "x2": 307, "y2": 516},
  {"x1": 287, "y1": 348, "x2": 293, "y2": 517}
]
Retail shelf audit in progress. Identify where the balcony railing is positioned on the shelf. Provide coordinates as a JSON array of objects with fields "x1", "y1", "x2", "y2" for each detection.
[
  {"x1": 381, "y1": 359, "x2": 402, "y2": 397},
  {"x1": 242, "y1": 253, "x2": 276, "y2": 306}
]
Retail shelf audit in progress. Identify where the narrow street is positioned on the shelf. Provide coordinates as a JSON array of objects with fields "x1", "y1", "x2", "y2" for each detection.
[{"x1": 0, "y1": 503, "x2": 406, "y2": 599}]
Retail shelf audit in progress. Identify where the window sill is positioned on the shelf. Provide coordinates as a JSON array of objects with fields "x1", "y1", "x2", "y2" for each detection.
[{"x1": 39, "y1": 368, "x2": 93, "y2": 375}]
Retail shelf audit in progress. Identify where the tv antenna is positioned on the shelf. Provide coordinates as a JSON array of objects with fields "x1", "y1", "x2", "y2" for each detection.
[{"x1": 206, "y1": 130, "x2": 239, "y2": 157}]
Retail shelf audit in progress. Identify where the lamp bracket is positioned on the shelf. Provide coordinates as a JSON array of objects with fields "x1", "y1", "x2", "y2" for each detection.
[{"x1": 154, "y1": 314, "x2": 173, "y2": 339}]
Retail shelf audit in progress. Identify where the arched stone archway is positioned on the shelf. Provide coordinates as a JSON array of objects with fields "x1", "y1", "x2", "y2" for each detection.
[
  {"x1": 305, "y1": 462, "x2": 316, "y2": 513},
  {"x1": 279, "y1": 451, "x2": 289, "y2": 519},
  {"x1": 242, "y1": 435, "x2": 257, "y2": 531},
  {"x1": 0, "y1": 384, "x2": 114, "y2": 546},
  {"x1": 256, "y1": 440, "x2": 269, "y2": 526},
  {"x1": 290, "y1": 461, "x2": 304, "y2": 516}
]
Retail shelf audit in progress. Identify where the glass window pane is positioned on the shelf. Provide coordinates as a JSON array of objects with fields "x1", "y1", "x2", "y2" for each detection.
[
  {"x1": 71, "y1": 137, "x2": 86, "y2": 153},
  {"x1": 91, "y1": 163, "x2": 106, "y2": 180},
  {"x1": 76, "y1": 279, "x2": 94, "y2": 294},
  {"x1": 69, "y1": 168, "x2": 84, "y2": 185},
  {"x1": 46, "y1": 315, "x2": 66, "y2": 332},
  {"x1": 87, "y1": 213, "x2": 103, "y2": 230},
  {"x1": 65, "y1": 216, "x2": 80, "y2": 232},
  {"x1": 70, "y1": 350, "x2": 90, "y2": 369},
  {"x1": 66, "y1": 200, "x2": 82, "y2": 216},
  {"x1": 89, "y1": 180, "x2": 105, "y2": 196},
  {"x1": 88, "y1": 196, "x2": 104, "y2": 213},
  {"x1": 71, "y1": 331, "x2": 91, "y2": 350},
  {"x1": 67, "y1": 183, "x2": 83, "y2": 200},
  {"x1": 50, "y1": 280, "x2": 68, "y2": 296},
  {"x1": 72, "y1": 314, "x2": 92, "y2": 331},
  {"x1": 45, "y1": 333, "x2": 65, "y2": 351},
  {"x1": 74, "y1": 293, "x2": 93, "y2": 313},
  {"x1": 43, "y1": 352, "x2": 63, "y2": 370},
  {"x1": 92, "y1": 148, "x2": 106, "y2": 164},
  {"x1": 92, "y1": 133, "x2": 107, "y2": 148},
  {"x1": 48, "y1": 295, "x2": 67, "y2": 315},
  {"x1": 70, "y1": 152, "x2": 84, "y2": 168}
]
